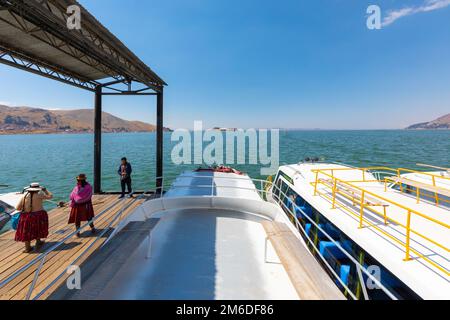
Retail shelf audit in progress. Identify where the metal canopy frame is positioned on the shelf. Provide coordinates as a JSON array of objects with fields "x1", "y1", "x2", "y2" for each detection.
[{"x1": 0, "y1": 0, "x2": 166, "y2": 193}]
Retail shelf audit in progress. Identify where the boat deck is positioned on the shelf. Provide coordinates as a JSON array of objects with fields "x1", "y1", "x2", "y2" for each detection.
[
  {"x1": 0, "y1": 194, "x2": 148, "y2": 300},
  {"x1": 280, "y1": 163, "x2": 450, "y2": 299},
  {"x1": 48, "y1": 207, "x2": 305, "y2": 300}
]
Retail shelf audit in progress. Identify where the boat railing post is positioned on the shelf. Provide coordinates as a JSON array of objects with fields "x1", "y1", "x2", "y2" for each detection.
[
  {"x1": 404, "y1": 210, "x2": 412, "y2": 261},
  {"x1": 313, "y1": 171, "x2": 319, "y2": 196},
  {"x1": 397, "y1": 169, "x2": 404, "y2": 193},
  {"x1": 359, "y1": 191, "x2": 366, "y2": 229},
  {"x1": 157, "y1": 176, "x2": 164, "y2": 198},
  {"x1": 432, "y1": 176, "x2": 439, "y2": 205},
  {"x1": 383, "y1": 206, "x2": 388, "y2": 225},
  {"x1": 416, "y1": 187, "x2": 420, "y2": 204},
  {"x1": 260, "y1": 180, "x2": 263, "y2": 198},
  {"x1": 332, "y1": 178, "x2": 337, "y2": 209}
]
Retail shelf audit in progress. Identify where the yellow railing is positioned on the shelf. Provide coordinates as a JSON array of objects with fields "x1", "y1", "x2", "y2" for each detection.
[
  {"x1": 393, "y1": 168, "x2": 450, "y2": 206},
  {"x1": 397, "y1": 167, "x2": 450, "y2": 182},
  {"x1": 312, "y1": 166, "x2": 450, "y2": 182},
  {"x1": 311, "y1": 168, "x2": 450, "y2": 276},
  {"x1": 384, "y1": 176, "x2": 450, "y2": 206},
  {"x1": 312, "y1": 166, "x2": 450, "y2": 206}
]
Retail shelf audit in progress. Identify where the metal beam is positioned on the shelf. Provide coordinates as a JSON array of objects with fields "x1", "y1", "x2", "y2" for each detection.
[
  {"x1": 94, "y1": 85, "x2": 102, "y2": 194},
  {"x1": 0, "y1": 45, "x2": 98, "y2": 91},
  {"x1": 156, "y1": 87, "x2": 164, "y2": 193},
  {"x1": 1, "y1": 0, "x2": 166, "y2": 89},
  {"x1": 101, "y1": 92, "x2": 158, "y2": 96}
]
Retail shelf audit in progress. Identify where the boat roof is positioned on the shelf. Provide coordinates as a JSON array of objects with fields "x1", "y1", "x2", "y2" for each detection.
[
  {"x1": 75, "y1": 208, "x2": 300, "y2": 300},
  {"x1": 278, "y1": 163, "x2": 450, "y2": 299},
  {"x1": 53, "y1": 171, "x2": 344, "y2": 300},
  {"x1": 164, "y1": 171, "x2": 262, "y2": 200}
]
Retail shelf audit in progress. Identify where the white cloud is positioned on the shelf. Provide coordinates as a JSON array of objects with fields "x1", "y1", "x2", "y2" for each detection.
[{"x1": 382, "y1": 0, "x2": 450, "y2": 27}]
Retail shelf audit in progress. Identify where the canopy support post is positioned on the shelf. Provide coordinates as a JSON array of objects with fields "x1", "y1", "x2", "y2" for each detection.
[
  {"x1": 156, "y1": 87, "x2": 164, "y2": 194},
  {"x1": 94, "y1": 85, "x2": 102, "y2": 194}
]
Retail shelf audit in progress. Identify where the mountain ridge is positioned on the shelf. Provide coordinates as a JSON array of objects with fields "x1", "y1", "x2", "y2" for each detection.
[
  {"x1": 406, "y1": 113, "x2": 450, "y2": 130},
  {"x1": 0, "y1": 105, "x2": 171, "y2": 134}
]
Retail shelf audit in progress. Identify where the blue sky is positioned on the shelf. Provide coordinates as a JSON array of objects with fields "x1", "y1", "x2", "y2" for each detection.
[{"x1": 1, "y1": 0, "x2": 449, "y2": 129}]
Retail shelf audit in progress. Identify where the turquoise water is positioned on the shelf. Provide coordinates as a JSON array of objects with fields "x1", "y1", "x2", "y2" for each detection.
[{"x1": 0, "y1": 130, "x2": 449, "y2": 205}]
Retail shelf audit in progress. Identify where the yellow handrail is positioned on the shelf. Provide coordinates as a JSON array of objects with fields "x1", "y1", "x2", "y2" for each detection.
[
  {"x1": 384, "y1": 176, "x2": 450, "y2": 206},
  {"x1": 397, "y1": 167, "x2": 450, "y2": 182},
  {"x1": 312, "y1": 166, "x2": 450, "y2": 206},
  {"x1": 313, "y1": 166, "x2": 450, "y2": 183},
  {"x1": 312, "y1": 168, "x2": 450, "y2": 276}
]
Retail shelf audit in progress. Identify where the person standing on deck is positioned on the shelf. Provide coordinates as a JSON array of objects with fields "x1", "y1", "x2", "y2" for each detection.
[
  {"x1": 15, "y1": 183, "x2": 52, "y2": 253},
  {"x1": 118, "y1": 157, "x2": 133, "y2": 199},
  {"x1": 69, "y1": 174, "x2": 96, "y2": 238}
]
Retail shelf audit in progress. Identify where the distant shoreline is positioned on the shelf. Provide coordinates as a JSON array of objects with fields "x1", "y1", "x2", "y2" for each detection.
[
  {"x1": 0, "y1": 130, "x2": 167, "y2": 136},
  {"x1": 1, "y1": 128, "x2": 449, "y2": 136}
]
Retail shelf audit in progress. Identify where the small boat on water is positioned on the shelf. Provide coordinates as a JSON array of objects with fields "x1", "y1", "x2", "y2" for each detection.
[
  {"x1": 0, "y1": 192, "x2": 22, "y2": 231},
  {"x1": 269, "y1": 160, "x2": 450, "y2": 300}
]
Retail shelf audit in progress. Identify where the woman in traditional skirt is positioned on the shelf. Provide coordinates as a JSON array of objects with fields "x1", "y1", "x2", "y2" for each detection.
[
  {"x1": 15, "y1": 183, "x2": 52, "y2": 253},
  {"x1": 69, "y1": 174, "x2": 96, "y2": 237}
]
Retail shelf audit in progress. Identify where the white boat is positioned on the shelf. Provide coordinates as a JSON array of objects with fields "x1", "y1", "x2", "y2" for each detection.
[
  {"x1": 269, "y1": 161, "x2": 450, "y2": 300},
  {"x1": 0, "y1": 192, "x2": 22, "y2": 231},
  {"x1": 49, "y1": 167, "x2": 367, "y2": 300}
]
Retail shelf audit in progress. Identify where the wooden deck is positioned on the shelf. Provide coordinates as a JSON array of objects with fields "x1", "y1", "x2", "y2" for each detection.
[{"x1": 0, "y1": 194, "x2": 148, "y2": 300}]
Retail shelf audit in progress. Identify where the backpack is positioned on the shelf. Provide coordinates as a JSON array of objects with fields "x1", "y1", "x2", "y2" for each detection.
[{"x1": 11, "y1": 213, "x2": 21, "y2": 230}]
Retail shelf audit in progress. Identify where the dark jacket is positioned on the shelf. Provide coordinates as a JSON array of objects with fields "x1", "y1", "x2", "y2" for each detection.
[{"x1": 118, "y1": 162, "x2": 132, "y2": 179}]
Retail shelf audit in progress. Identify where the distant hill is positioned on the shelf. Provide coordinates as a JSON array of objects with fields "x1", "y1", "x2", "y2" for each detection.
[
  {"x1": 0, "y1": 105, "x2": 171, "y2": 134},
  {"x1": 406, "y1": 113, "x2": 450, "y2": 130}
]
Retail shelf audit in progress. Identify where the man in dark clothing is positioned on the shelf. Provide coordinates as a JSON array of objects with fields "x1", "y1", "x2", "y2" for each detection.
[{"x1": 118, "y1": 157, "x2": 133, "y2": 198}]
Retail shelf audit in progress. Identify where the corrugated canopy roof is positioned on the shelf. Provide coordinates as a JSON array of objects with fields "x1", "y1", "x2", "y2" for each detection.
[{"x1": 0, "y1": 0, "x2": 166, "y2": 91}]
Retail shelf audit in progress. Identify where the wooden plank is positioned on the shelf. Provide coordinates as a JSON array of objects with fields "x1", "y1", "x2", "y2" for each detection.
[
  {"x1": 263, "y1": 221, "x2": 345, "y2": 300},
  {"x1": 0, "y1": 194, "x2": 147, "y2": 300}
]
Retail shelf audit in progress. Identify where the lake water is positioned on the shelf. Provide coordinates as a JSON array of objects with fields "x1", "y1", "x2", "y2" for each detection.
[{"x1": 0, "y1": 130, "x2": 449, "y2": 205}]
